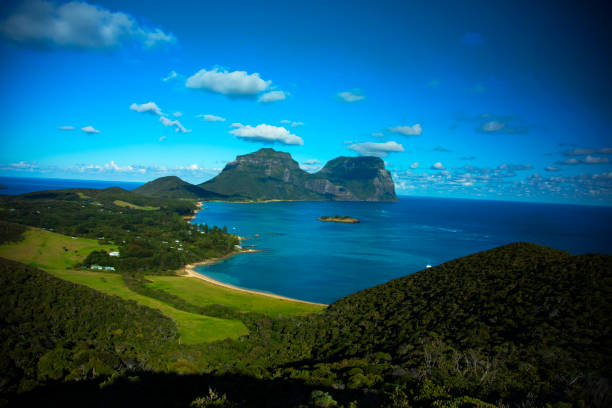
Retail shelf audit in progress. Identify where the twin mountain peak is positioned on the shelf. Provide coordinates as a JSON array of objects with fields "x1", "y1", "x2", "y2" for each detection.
[{"x1": 134, "y1": 148, "x2": 398, "y2": 202}]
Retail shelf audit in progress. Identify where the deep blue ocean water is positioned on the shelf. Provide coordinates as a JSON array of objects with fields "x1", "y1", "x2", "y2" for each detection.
[
  {"x1": 3, "y1": 177, "x2": 611, "y2": 304},
  {"x1": 0, "y1": 176, "x2": 143, "y2": 195},
  {"x1": 194, "y1": 199, "x2": 612, "y2": 304}
]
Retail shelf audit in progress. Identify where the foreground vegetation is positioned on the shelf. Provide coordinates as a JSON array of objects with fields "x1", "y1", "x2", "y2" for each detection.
[{"x1": 1, "y1": 187, "x2": 611, "y2": 407}]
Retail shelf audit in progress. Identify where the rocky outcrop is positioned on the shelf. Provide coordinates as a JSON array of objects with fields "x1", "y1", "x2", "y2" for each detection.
[{"x1": 199, "y1": 148, "x2": 398, "y2": 202}]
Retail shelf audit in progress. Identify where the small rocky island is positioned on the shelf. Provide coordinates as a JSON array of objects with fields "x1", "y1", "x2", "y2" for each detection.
[{"x1": 318, "y1": 216, "x2": 360, "y2": 224}]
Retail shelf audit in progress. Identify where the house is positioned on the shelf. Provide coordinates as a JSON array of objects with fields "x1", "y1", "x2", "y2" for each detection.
[
  {"x1": 90, "y1": 265, "x2": 103, "y2": 270},
  {"x1": 104, "y1": 266, "x2": 116, "y2": 271},
  {"x1": 109, "y1": 251, "x2": 120, "y2": 257}
]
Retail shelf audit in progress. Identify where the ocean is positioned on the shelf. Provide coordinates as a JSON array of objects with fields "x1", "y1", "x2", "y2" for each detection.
[
  {"x1": 3, "y1": 177, "x2": 611, "y2": 304},
  {"x1": 193, "y1": 199, "x2": 612, "y2": 304},
  {"x1": 0, "y1": 176, "x2": 143, "y2": 195}
]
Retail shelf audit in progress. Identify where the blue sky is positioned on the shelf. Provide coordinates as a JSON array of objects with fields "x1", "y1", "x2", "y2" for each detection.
[{"x1": 1, "y1": 0, "x2": 611, "y2": 205}]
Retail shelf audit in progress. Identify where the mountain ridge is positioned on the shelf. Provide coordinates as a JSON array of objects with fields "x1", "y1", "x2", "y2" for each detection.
[{"x1": 134, "y1": 149, "x2": 398, "y2": 202}]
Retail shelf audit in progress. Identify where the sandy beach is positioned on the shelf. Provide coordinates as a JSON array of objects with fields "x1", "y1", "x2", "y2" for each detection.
[{"x1": 182, "y1": 249, "x2": 327, "y2": 306}]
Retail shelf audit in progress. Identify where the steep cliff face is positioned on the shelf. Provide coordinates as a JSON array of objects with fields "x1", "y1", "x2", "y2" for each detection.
[{"x1": 200, "y1": 148, "x2": 398, "y2": 201}]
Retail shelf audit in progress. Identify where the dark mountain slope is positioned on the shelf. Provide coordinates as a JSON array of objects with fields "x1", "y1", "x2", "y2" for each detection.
[
  {"x1": 293, "y1": 242, "x2": 612, "y2": 405},
  {"x1": 133, "y1": 176, "x2": 227, "y2": 200},
  {"x1": 200, "y1": 148, "x2": 398, "y2": 201}
]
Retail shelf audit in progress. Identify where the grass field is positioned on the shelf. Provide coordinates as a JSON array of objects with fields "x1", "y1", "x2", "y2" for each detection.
[
  {"x1": 0, "y1": 228, "x2": 117, "y2": 270},
  {"x1": 113, "y1": 200, "x2": 159, "y2": 211},
  {"x1": 146, "y1": 275, "x2": 325, "y2": 317},
  {"x1": 51, "y1": 270, "x2": 248, "y2": 344},
  {"x1": 0, "y1": 228, "x2": 248, "y2": 344}
]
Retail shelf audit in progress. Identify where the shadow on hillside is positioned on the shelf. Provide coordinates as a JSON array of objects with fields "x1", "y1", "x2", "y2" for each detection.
[{"x1": 5, "y1": 371, "x2": 378, "y2": 408}]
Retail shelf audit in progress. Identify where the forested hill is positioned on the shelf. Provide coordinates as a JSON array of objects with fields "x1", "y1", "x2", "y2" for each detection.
[
  {"x1": 133, "y1": 176, "x2": 228, "y2": 200},
  {"x1": 0, "y1": 187, "x2": 238, "y2": 273},
  {"x1": 296, "y1": 242, "x2": 612, "y2": 406}
]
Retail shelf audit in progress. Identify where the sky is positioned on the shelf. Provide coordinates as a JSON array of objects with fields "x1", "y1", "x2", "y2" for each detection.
[{"x1": 0, "y1": 0, "x2": 611, "y2": 205}]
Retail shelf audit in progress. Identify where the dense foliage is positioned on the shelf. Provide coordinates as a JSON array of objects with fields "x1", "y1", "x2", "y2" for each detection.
[
  {"x1": 133, "y1": 176, "x2": 227, "y2": 200},
  {"x1": 0, "y1": 258, "x2": 177, "y2": 395},
  {"x1": 0, "y1": 220, "x2": 26, "y2": 244},
  {"x1": 0, "y1": 188, "x2": 238, "y2": 272},
  {"x1": 2, "y1": 199, "x2": 611, "y2": 408}
]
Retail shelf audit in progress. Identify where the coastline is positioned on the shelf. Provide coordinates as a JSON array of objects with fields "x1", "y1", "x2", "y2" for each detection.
[
  {"x1": 182, "y1": 249, "x2": 327, "y2": 306},
  {"x1": 184, "y1": 201, "x2": 204, "y2": 223}
]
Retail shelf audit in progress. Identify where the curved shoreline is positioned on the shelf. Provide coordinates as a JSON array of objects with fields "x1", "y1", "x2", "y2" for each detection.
[{"x1": 182, "y1": 250, "x2": 327, "y2": 306}]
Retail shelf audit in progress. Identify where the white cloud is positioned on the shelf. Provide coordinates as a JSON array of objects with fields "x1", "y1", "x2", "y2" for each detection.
[
  {"x1": 160, "y1": 116, "x2": 190, "y2": 133},
  {"x1": 162, "y1": 70, "x2": 177, "y2": 82},
  {"x1": 300, "y1": 159, "x2": 321, "y2": 172},
  {"x1": 197, "y1": 114, "x2": 226, "y2": 122},
  {"x1": 431, "y1": 162, "x2": 445, "y2": 170},
  {"x1": 81, "y1": 125, "x2": 100, "y2": 134},
  {"x1": 481, "y1": 121, "x2": 505, "y2": 132},
  {"x1": 229, "y1": 124, "x2": 303, "y2": 146},
  {"x1": 0, "y1": 0, "x2": 175, "y2": 49},
  {"x1": 410, "y1": 162, "x2": 419, "y2": 169},
  {"x1": 230, "y1": 123, "x2": 242, "y2": 128},
  {"x1": 347, "y1": 141, "x2": 404, "y2": 157},
  {"x1": 172, "y1": 111, "x2": 182, "y2": 117},
  {"x1": 130, "y1": 101, "x2": 162, "y2": 115},
  {"x1": 372, "y1": 132, "x2": 384, "y2": 137},
  {"x1": 545, "y1": 166, "x2": 559, "y2": 172},
  {"x1": 337, "y1": 90, "x2": 365, "y2": 102},
  {"x1": 186, "y1": 67, "x2": 271, "y2": 96},
  {"x1": 390, "y1": 124, "x2": 422, "y2": 136},
  {"x1": 159, "y1": 135, "x2": 167, "y2": 141},
  {"x1": 258, "y1": 90, "x2": 286, "y2": 103},
  {"x1": 57, "y1": 125, "x2": 75, "y2": 131},
  {"x1": 279, "y1": 119, "x2": 303, "y2": 127},
  {"x1": 583, "y1": 155, "x2": 610, "y2": 164}
]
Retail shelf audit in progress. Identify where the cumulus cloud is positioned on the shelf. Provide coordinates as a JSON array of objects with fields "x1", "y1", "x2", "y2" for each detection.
[
  {"x1": 162, "y1": 70, "x2": 178, "y2": 82},
  {"x1": 410, "y1": 162, "x2": 419, "y2": 169},
  {"x1": 229, "y1": 124, "x2": 303, "y2": 146},
  {"x1": 431, "y1": 162, "x2": 445, "y2": 170},
  {"x1": 0, "y1": 0, "x2": 175, "y2": 49},
  {"x1": 197, "y1": 114, "x2": 226, "y2": 122},
  {"x1": 372, "y1": 132, "x2": 384, "y2": 137},
  {"x1": 583, "y1": 155, "x2": 610, "y2": 164},
  {"x1": 545, "y1": 166, "x2": 560, "y2": 172},
  {"x1": 172, "y1": 112, "x2": 182, "y2": 117},
  {"x1": 185, "y1": 67, "x2": 271, "y2": 97},
  {"x1": 390, "y1": 124, "x2": 422, "y2": 136},
  {"x1": 481, "y1": 121, "x2": 504, "y2": 132},
  {"x1": 160, "y1": 116, "x2": 190, "y2": 133},
  {"x1": 497, "y1": 163, "x2": 533, "y2": 171},
  {"x1": 300, "y1": 159, "x2": 321, "y2": 172},
  {"x1": 57, "y1": 125, "x2": 75, "y2": 131},
  {"x1": 279, "y1": 120, "x2": 303, "y2": 127},
  {"x1": 347, "y1": 141, "x2": 404, "y2": 157},
  {"x1": 130, "y1": 101, "x2": 162, "y2": 115},
  {"x1": 557, "y1": 156, "x2": 610, "y2": 165},
  {"x1": 337, "y1": 90, "x2": 365, "y2": 102},
  {"x1": 434, "y1": 146, "x2": 452, "y2": 152},
  {"x1": 563, "y1": 147, "x2": 612, "y2": 156},
  {"x1": 0, "y1": 161, "x2": 40, "y2": 172},
  {"x1": 258, "y1": 90, "x2": 286, "y2": 103},
  {"x1": 81, "y1": 125, "x2": 99, "y2": 134}
]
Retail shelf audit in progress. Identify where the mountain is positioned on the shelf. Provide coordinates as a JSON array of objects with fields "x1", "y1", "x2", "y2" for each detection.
[
  {"x1": 133, "y1": 176, "x2": 227, "y2": 200},
  {"x1": 199, "y1": 148, "x2": 397, "y2": 201}
]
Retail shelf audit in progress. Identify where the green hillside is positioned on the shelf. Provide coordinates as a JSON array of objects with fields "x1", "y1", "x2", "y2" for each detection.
[{"x1": 133, "y1": 176, "x2": 228, "y2": 200}]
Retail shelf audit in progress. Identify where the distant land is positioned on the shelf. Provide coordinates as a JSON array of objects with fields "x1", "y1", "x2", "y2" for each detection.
[
  {"x1": 134, "y1": 148, "x2": 397, "y2": 202},
  {"x1": 317, "y1": 216, "x2": 360, "y2": 223}
]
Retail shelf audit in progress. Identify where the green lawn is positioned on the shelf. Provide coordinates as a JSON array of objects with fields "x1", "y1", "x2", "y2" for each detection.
[
  {"x1": 146, "y1": 275, "x2": 326, "y2": 317},
  {"x1": 113, "y1": 200, "x2": 159, "y2": 211},
  {"x1": 0, "y1": 228, "x2": 248, "y2": 344},
  {"x1": 0, "y1": 228, "x2": 117, "y2": 270},
  {"x1": 51, "y1": 269, "x2": 248, "y2": 344}
]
